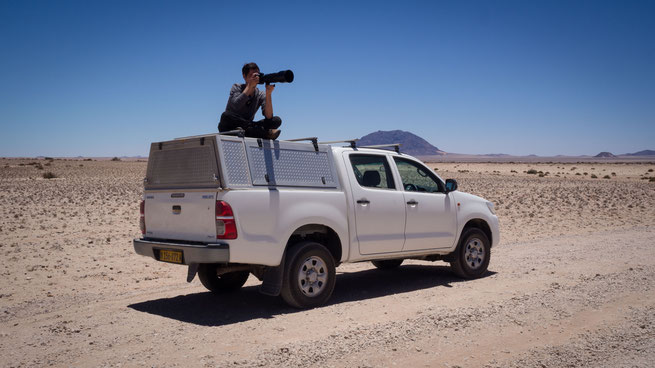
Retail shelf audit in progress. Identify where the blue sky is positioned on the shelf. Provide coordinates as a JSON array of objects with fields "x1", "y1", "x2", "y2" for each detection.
[{"x1": 1, "y1": 0, "x2": 654, "y2": 156}]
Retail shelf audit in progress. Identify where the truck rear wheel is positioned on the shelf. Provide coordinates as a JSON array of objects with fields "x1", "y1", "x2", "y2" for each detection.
[
  {"x1": 281, "y1": 241, "x2": 336, "y2": 309},
  {"x1": 371, "y1": 259, "x2": 403, "y2": 269},
  {"x1": 449, "y1": 228, "x2": 490, "y2": 279},
  {"x1": 197, "y1": 264, "x2": 249, "y2": 293}
]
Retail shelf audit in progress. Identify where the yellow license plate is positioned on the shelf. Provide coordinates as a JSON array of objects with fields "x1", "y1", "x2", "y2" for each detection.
[{"x1": 159, "y1": 249, "x2": 183, "y2": 264}]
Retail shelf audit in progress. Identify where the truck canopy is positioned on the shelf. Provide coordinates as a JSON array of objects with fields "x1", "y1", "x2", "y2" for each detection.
[{"x1": 144, "y1": 134, "x2": 340, "y2": 190}]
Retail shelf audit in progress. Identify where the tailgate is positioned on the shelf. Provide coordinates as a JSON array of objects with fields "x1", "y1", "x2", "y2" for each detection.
[{"x1": 144, "y1": 191, "x2": 217, "y2": 242}]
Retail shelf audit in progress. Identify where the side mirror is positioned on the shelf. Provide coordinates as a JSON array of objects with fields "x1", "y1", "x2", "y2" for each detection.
[{"x1": 445, "y1": 179, "x2": 458, "y2": 193}]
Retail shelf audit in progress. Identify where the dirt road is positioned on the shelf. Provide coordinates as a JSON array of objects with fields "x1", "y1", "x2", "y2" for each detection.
[{"x1": 1, "y1": 159, "x2": 654, "y2": 367}]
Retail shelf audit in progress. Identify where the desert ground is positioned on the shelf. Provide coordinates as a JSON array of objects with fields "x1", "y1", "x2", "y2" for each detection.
[{"x1": 1, "y1": 157, "x2": 654, "y2": 367}]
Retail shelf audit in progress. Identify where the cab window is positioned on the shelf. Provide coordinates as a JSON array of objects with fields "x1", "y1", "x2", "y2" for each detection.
[
  {"x1": 393, "y1": 157, "x2": 444, "y2": 193},
  {"x1": 349, "y1": 154, "x2": 396, "y2": 189}
]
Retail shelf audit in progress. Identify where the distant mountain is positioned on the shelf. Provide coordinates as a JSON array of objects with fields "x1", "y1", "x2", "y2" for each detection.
[
  {"x1": 357, "y1": 130, "x2": 445, "y2": 156},
  {"x1": 624, "y1": 150, "x2": 655, "y2": 156},
  {"x1": 595, "y1": 152, "x2": 616, "y2": 158}
]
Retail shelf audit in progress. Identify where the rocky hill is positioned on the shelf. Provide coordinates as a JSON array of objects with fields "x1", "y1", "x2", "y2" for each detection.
[
  {"x1": 624, "y1": 150, "x2": 655, "y2": 156},
  {"x1": 595, "y1": 152, "x2": 616, "y2": 158},
  {"x1": 357, "y1": 130, "x2": 445, "y2": 156}
]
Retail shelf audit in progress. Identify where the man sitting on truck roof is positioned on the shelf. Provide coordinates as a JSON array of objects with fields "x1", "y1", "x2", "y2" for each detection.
[{"x1": 218, "y1": 62, "x2": 282, "y2": 140}]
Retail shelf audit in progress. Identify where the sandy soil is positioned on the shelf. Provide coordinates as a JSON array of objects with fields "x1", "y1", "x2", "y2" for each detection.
[{"x1": 1, "y1": 158, "x2": 654, "y2": 367}]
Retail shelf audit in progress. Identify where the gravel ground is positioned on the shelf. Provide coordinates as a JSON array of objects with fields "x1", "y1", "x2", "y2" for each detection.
[{"x1": 0, "y1": 158, "x2": 654, "y2": 367}]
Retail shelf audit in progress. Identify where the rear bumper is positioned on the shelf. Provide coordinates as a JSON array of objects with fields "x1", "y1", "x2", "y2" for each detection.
[{"x1": 133, "y1": 238, "x2": 229, "y2": 265}]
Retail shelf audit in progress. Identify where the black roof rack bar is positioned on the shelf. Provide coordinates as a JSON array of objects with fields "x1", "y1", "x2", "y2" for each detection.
[
  {"x1": 319, "y1": 139, "x2": 359, "y2": 149},
  {"x1": 174, "y1": 133, "x2": 221, "y2": 140},
  {"x1": 358, "y1": 143, "x2": 402, "y2": 154},
  {"x1": 218, "y1": 129, "x2": 245, "y2": 138},
  {"x1": 284, "y1": 137, "x2": 319, "y2": 151}
]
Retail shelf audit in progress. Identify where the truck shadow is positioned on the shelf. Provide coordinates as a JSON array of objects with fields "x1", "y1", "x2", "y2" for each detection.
[{"x1": 128, "y1": 264, "x2": 496, "y2": 327}]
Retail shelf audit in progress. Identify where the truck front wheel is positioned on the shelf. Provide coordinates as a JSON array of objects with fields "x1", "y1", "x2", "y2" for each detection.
[
  {"x1": 449, "y1": 228, "x2": 491, "y2": 279},
  {"x1": 281, "y1": 241, "x2": 336, "y2": 308},
  {"x1": 197, "y1": 264, "x2": 249, "y2": 293}
]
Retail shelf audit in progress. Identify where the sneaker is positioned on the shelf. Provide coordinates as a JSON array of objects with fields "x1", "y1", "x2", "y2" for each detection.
[{"x1": 267, "y1": 129, "x2": 281, "y2": 140}]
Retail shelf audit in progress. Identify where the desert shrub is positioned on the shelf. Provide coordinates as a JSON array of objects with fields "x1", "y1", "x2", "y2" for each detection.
[
  {"x1": 538, "y1": 173, "x2": 545, "y2": 177},
  {"x1": 45, "y1": 157, "x2": 54, "y2": 161},
  {"x1": 584, "y1": 172, "x2": 588, "y2": 175},
  {"x1": 611, "y1": 172, "x2": 616, "y2": 176},
  {"x1": 603, "y1": 175, "x2": 611, "y2": 179},
  {"x1": 650, "y1": 177, "x2": 655, "y2": 182},
  {"x1": 84, "y1": 158, "x2": 92, "y2": 161},
  {"x1": 44, "y1": 162, "x2": 51, "y2": 166},
  {"x1": 570, "y1": 167, "x2": 577, "y2": 170},
  {"x1": 510, "y1": 170, "x2": 517, "y2": 173},
  {"x1": 649, "y1": 169, "x2": 653, "y2": 172},
  {"x1": 111, "y1": 157, "x2": 121, "y2": 161},
  {"x1": 42, "y1": 172, "x2": 57, "y2": 179},
  {"x1": 527, "y1": 169, "x2": 538, "y2": 174},
  {"x1": 591, "y1": 174, "x2": 598, "y2": 178},
  {"x1": 575, "y1": 173, "x2": 581, "y2": 176}
]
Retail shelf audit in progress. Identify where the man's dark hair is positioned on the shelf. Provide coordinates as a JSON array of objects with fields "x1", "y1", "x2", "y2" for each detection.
[{"x1": 242, "y1": 62, "x2": 259, "y2": 77}]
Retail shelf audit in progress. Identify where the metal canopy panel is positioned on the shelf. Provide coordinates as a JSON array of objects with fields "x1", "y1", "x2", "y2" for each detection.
[
  {"x1": 245, "y1": 139, "x2": 338, "y2": 188},
  {"x1": 145, "y1": 137, "x2": 220, "y2": 189},
  {"x1": 217, "y1": 137, "x2": 251, "y2": 187}
]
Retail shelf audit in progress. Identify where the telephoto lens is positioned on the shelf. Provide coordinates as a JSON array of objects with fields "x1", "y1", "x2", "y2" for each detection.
[{"x1": 258, "y1": 70, "x2": 294, "y2": 84}]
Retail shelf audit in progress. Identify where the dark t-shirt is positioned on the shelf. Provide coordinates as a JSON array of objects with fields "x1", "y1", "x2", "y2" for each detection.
[{"x1": 224, "y1": 83, "x2": 266, "y2": 121}]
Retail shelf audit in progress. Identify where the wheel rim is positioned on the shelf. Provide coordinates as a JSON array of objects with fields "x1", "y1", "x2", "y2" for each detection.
[
  {"x1": 464, "y1": 237, "x2": 485, "y2": 270},
  {"x1": 297, "y1": 256, "x2": 328, "y2": 297}
]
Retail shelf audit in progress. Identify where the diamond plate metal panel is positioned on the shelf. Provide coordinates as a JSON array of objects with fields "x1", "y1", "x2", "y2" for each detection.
[
  {"x1": 145, "y1": 138, "x2": 220, "y2": 189},
  {"x1": 221, "y1": 140, "x2": 251, "y2": 186},
  {"x1": 248, "y1": 145, "x2": 337, "y2": 187}
]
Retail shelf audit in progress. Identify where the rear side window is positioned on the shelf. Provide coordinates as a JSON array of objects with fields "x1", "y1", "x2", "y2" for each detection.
[{"x1": 349, "y1": 154, "x2": 396, "y2": 189}]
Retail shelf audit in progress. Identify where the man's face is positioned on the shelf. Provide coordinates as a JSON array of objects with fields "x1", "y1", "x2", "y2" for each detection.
[{"x1": 243, "y1": 69, "x2": 260, "y2": 82}]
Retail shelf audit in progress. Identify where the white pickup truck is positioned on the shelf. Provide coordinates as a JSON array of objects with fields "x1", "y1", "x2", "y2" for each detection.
[{"x1": 134, "y1": 134, "x2": 499, "y2": 308}]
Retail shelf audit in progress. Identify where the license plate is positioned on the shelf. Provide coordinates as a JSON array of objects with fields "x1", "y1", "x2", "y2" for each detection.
[{"x1": 159, "y1": 249, "x2": 183, "y2": 264}]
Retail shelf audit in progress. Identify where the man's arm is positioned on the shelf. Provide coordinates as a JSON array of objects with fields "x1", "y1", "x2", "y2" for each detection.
[
  {"x1": 228, "y1": 74, "x2": 259, "y2": 109},
  {"x1": 264, "y1": 84, "x2": 275, "y2": 119}
]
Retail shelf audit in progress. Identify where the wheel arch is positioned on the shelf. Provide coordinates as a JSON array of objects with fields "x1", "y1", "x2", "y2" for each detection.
[
  {"x1": 461, "y1": 218, "x2": 493, "y2": 247},
  {"x1": 286, "y1": 223, "x2": 343, "y2": 265}
]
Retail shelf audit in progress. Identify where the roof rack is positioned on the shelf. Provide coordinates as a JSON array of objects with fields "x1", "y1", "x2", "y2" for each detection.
[
  {"x1": 284, "y1": 137, "x2": 318, "y2": 151},
  {"x1": 358, "y1": 143, "x2": 402, "y2": 154},
  {"x1": 319, "y1": 139, "x2": 359, "y2": 149},
  {"x1": 174, "y1": 133, "x2": 222, "y2": 140},
  {"x1": 218, "y1": 129, "x2": 245, "y2": 138}
]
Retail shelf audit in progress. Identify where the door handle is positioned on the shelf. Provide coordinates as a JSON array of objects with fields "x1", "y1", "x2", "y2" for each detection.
[
  {"x1": 406, "y1": 200, "x2": 418, "y2": 206},
  {"x1": 357, "y1": 199, "x2": 370, "y2": 205}
]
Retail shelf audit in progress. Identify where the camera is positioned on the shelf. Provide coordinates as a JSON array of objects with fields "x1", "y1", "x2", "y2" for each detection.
[{"x1": 257, "y1": 70, "x2": 294, "y2": 84}]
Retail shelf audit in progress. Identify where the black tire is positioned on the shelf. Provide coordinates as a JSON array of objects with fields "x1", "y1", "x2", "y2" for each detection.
[
  {"x1": 280, "y1": 241, "x2": 336, "y2": 309},
  {"x1": 449, "y1": 228, "x2": 491, "y2": 279},
  {"x1": 197, "y1": 264, "x2": 249, "y2": 293},
  {"x1": 371, "y1": 259, "x2": 403, "y2": 269}
]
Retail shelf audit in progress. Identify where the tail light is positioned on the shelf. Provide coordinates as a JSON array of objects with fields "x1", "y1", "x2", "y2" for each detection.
[
  {"x1": 139, "y1": 200, "x2": 146, "y2": 235},
  {"x1": 216, "y1": 200, "x2": 237, "y2": 239}
]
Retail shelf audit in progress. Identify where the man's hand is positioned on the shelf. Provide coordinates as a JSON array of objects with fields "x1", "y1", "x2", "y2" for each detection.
[
  {"x1": 243, "y1": 72, "x2": 259, "y2": 96},
  {"x1": 265, "y1": 83, "x2": 275, "y2": 95}
]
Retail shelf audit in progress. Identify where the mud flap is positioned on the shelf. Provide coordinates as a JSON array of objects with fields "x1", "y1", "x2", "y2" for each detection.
[
  {"x1": 186, "y1": 263, "x2": 199, "y2": 282},
  {"x1": 259, "y1": 252, "x2": 286, "y2": 296}
]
